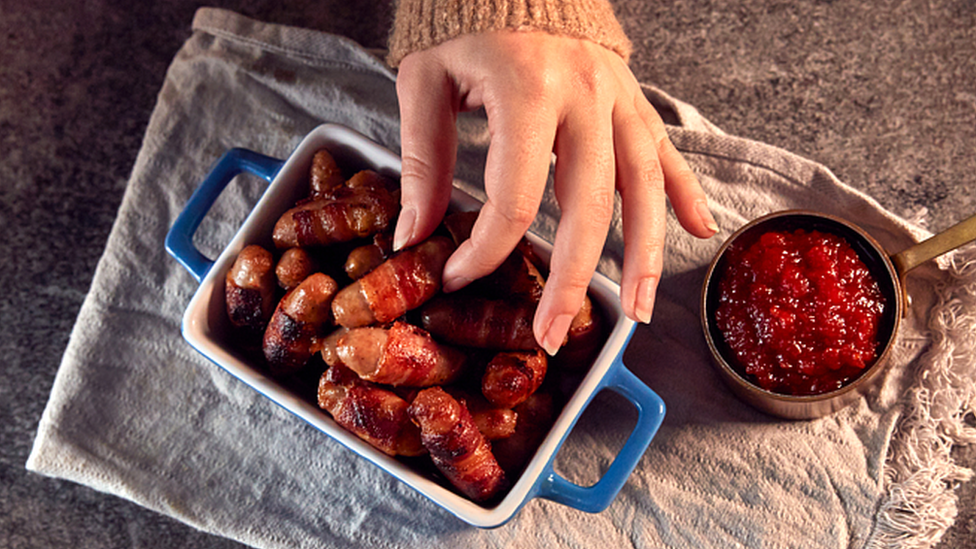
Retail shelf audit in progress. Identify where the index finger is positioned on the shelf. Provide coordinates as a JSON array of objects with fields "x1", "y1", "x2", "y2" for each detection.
[{"x1": 441, "y1": 100, "x2": 558, "y2": 292}]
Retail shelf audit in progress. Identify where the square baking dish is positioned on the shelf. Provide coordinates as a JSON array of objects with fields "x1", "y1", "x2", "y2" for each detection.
[{"x1": 166, "y1": 123, "x2": 666, "y2": 528}]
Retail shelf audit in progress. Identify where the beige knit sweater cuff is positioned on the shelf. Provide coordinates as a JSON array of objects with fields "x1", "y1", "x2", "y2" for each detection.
[{"x1": 386, "y1": 0, "x2": 633, "y2": 68}]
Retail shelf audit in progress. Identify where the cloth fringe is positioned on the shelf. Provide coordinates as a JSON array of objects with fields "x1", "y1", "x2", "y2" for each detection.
[{"x1": 868, "y1": 245, "x2": 976, "y2": 548}]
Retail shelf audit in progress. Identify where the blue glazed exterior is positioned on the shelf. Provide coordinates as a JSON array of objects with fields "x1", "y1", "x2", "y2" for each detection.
[
  {"x1": 165, "y1": 148, "x2": 284, "y2": 282},
  {"x1": 537, "y1": 337, "x2": 665, "y2": 513}
]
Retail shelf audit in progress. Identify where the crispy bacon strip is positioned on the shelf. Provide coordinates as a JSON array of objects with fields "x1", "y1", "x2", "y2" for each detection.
[
  {"x1": 482, "y1": 349, "x2": 548, "y2": 409},
  {"x1": 420, "y1": 295, "x2": 538, "y2": 350},
  {"x1": 262, "y1": 273, "x2": 338, "y2": 376},
  {"x1": 408, "y1": 387, "x2": 507, "y2": 502},
  {"x1": 332, "y1": 236, "x2": 454, "y2": 327},
  {"x1": 336, "y1": 321, "x2": 467, "y2": 387},
  {"x1": 318, "y1": 365, "x2": 425, "y2": 457}
]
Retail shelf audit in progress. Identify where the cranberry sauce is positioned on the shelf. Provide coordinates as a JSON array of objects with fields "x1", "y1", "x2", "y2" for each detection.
[{"x1": 714, "y1": 228, "x2": 887, "y2": 396}]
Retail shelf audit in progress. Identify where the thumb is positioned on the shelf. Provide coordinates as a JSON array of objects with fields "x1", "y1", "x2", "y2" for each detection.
[{"x1": 393, "y1": 54, "x2": 459, "y2": 251}]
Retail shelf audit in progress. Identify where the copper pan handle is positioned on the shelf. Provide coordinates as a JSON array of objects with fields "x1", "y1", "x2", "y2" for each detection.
[{"x1": 891, "y1": 213, "x2": 976, "y2": 276}]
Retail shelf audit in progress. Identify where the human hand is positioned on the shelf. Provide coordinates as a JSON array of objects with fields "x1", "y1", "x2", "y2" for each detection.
[{"x1": 393, "y1": 30, "x2": 718, "y2": 355}]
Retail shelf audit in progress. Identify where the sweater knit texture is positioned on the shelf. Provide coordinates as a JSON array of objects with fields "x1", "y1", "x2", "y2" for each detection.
[{"x1": 386, "y1": 0, "x2": 633, "y2": 67}]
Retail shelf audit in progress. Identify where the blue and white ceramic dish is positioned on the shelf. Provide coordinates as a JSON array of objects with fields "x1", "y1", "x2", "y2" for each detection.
[{"x1": 166, "y1": 123, "x2": 666, "y2": 528}]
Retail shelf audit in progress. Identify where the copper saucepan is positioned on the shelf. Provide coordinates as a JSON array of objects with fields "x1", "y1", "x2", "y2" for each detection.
[{"x1": 701, "y1": 209, "x2": 976, "y2": 420}]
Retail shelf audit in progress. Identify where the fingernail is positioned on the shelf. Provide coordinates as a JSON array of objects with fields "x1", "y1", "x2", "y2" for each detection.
[
  {"x1": 392, "y1": 207, "x2": 416, "y2": 251},
  {"x1": 541, "y1": 314, "x2": 575, "y2": 356},
  {"x1": 696, "y1": 199, "x2": 719, "y2": 235},
  {"x1": 442, "y1": 275, "x2": 471, "y2": 293},
  {"x1": 635, "y1": 276, "x2": 658, "y2": 324}
]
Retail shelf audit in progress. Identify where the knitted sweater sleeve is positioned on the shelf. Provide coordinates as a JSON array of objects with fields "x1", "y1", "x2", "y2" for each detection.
[{"x1": 386, "y1": 0, "x2": 633, "y2": 68}]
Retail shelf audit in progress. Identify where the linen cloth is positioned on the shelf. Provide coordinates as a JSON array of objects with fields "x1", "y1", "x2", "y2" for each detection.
[{"x1": 27, "y1": 8, "x2": 976, "y2": 549}]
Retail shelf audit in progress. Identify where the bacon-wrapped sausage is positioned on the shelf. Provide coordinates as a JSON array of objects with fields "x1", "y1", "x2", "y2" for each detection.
[
  {"x1": 336, "y1": 320, "x2": 467, "y2": 387},
  {"x1": 420, "y1": 295, "x2": 538, "y2": 350},
  {"x1": 482, "y1": 349, "x2": 548, "y2": 409},
  {"x1": 407, "y1": 387, "x2": 507, "y2": 502},
  {"x1": 489, "y1": 251, "x2": 545, "y2": 302},
  {"x1": 272, "y1": 176, "x2": 399, "y2": 249},
  {"x1": 471, "y1": 407, "x2": 518, "y2": 441},
  {"x1": 332, "y1": 236, "x2": 454, "y2": 328},
  {"x1": 553, "y1": 294, "x2": 605, "y2": 370},
  {"x1": 344, "y1": 232, "x2": 393, "y2": 280},
  {"x1": 275, "y1": 247, "x2": 317, "y2": 291},
  {"x1": 309, "y1": 148, "x2": 345, "y2": 198},
  {"x1": 442, "y1": 210, "x2": 478, "y2": 246},
  {"x1": 345, "y1": 169, "x2": 394, "y2": 190},
  {"x1": 446, "y1": 388, "x2": 518, "y2": 441},
  {"x1": 442, "y1": 211, "x2": 545, "y2": 301},
  {"x1": 225, "y1": 245, "x2": 277, "y2": 340},
  {"x1": 263, "y1": 272, "x2": 338, "y2": 376},
  {"x1": 319, "y1": 326, "x2": 349, "y2": 368},
  {"x1": 318, "y1": 364, "x2": 425, "y2": 457},
  {"x1": 492, "y1": 391, "x2": 557, "y2": 474}
]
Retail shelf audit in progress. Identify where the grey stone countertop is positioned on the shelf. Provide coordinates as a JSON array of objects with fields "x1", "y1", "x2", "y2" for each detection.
[{"x1": 1, "y1": 1, "x2": 972, "y2": 547}]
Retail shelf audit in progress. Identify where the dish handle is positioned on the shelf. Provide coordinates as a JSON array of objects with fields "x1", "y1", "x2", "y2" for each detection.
[
  {"x1": 165, "y1": 149, "x2": 284, "y2": 282},
  {"x1": 537, "y1": 360, "x2": 665, "y2": 513}
]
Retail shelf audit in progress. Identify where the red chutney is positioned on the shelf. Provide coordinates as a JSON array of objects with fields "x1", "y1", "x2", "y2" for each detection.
[{"x1": 714, "y1": 228, "x2": 887, "y2": 396}]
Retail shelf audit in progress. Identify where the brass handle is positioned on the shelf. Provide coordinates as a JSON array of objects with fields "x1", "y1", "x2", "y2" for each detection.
[{"x1": 892, "y1": 213, "x2": 976, "y2": 276}]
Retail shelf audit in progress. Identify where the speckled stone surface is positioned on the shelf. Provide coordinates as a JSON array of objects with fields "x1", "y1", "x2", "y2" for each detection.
[{"x1": 1, "y1": 1, "x2": 972, "y2": 547}]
